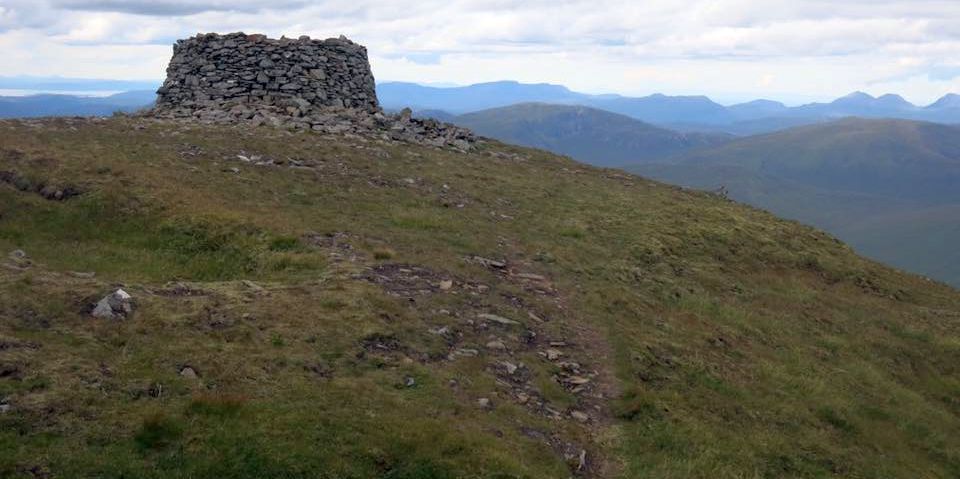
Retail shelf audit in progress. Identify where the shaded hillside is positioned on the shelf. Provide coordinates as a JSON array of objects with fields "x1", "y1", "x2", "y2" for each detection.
[
  {"x1": 454, "y1": 103, "x2": 731, "y2": 166},
  {"x1": 0, "y1": 117, "x2": 958, "y2": 478},
  {"x1": 659, "y1": 118, "x2": 960, "y2": 202},
  {"x1": 629, "y1": 118, "x2": 960, "y2": 286}
]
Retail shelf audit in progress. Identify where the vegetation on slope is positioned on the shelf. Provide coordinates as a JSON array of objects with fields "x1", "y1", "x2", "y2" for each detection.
[
  {"x1": 454, "y1": 103, "x2": 730, "y2": 166},
  {"x1": 0, "y1": 117, "x2": 958, "y2": 478},
  {"x1": 629, "y1": 117, "x2": 960, "y2": 287}
]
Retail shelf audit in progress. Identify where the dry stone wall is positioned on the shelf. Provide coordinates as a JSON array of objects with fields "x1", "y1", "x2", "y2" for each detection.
[
  {"x1": 156, "y1": 32, "x2": 378, "y2": 112},
  {"x1": 149, "y1": 32, "x2": 476, "y2": 149}
]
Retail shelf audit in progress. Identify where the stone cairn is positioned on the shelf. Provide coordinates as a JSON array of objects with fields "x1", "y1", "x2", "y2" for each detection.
[{"x1": 147, "y1": 32, "x2": 475, "y2": 149}]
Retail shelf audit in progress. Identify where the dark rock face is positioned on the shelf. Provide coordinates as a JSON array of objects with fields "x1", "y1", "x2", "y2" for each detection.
[
  {"x1": 156, "y1": 32, "x2": 378, "y2": 112},
  {"x1": 149, "y1": 32, "x2": 476, "y2": 150}
]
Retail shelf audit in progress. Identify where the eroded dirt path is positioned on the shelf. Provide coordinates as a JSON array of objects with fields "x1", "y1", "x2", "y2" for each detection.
[{"x1": 331, "y1": 237, "x2": 623, "y2": 477}]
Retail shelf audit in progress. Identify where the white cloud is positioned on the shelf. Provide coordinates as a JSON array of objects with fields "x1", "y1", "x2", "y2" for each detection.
[{"x1": 0, "y1": 0, "x2": 958, "y2": 103}]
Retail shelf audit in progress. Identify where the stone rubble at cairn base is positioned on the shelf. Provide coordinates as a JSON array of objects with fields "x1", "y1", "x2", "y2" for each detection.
[{"x1": 146, "y1": 32, "x2": 476, "y2": 150}]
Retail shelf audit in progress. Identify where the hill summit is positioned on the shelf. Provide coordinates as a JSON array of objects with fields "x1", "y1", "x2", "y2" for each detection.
[{"x1": 150, "y1": 32, "x2": 475, "y2": 149}]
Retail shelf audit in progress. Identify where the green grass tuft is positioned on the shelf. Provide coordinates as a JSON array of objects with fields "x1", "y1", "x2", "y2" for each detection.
[{"x1": 134, "y1": 413, "x2": 184, "y2": 451}]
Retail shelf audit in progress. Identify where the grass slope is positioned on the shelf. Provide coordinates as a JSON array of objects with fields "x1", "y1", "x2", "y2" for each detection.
[
  {"x1": 0, "y1": 117, "x2": 958, "y2": 478},
  {"x1": 629, "y1": 118, "x2": 960, "y2": 287},
  {"x1": 453, "y1": 103, "x2": 730, "y2": 166}
]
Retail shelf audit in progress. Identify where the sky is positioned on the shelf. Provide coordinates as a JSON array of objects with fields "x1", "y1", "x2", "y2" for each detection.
[{"x1": 1, "y1": 0, "x2": 959, "y2": 105}]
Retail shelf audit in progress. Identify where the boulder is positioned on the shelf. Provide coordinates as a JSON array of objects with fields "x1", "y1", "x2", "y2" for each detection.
[{"x1": 91, "y1": 289, "x2": 135, "y2": 320}]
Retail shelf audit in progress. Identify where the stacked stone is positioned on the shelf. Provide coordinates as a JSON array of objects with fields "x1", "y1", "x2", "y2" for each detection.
[
  {"x1": 149, "y1": 32, "x2": 476, "y2": 150},
  {"x1": 156, "y1": 32, "x2": 378, "y2": 112}
]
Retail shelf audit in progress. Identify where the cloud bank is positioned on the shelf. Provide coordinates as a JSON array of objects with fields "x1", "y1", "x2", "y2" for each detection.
[{"x1": 1, "y1": 0, "x2": 958, "y2": 104}]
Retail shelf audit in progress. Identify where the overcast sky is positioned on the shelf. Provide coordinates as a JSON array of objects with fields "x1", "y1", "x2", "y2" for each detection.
[{"x1": 1, "y1": 0, "x2": 959, "y2": 104}]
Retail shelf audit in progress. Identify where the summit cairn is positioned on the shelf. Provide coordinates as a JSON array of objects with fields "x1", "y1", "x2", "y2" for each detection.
[{"x1": 148, "y1": 33, "x2": 475, "y2": 149}]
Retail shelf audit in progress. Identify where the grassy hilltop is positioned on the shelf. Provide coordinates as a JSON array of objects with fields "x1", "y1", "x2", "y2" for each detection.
[{"x1": 0, "y1": 117, "x2": 958, "y2": 478}]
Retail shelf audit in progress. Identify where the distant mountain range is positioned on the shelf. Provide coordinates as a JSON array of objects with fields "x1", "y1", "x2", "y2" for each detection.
[
  {"x1": 626, "y1": 118, "x2": 960, "y2": 286},
  {"x1": 2, "y1": 77, "x2": 959, "y2": 136},
  {"x1": 0, "y1": 90, "x2": 156, "y2": 118},
  {"x1": 380, "y1": 81, "x2": 960, "y2": 135},
  {"x1": 451, "y1": 103, "x2": 731, "y2": 166}
]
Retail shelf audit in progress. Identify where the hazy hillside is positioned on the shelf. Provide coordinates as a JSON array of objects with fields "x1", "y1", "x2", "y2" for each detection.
[
  {"x1": 629, "y1": 118, "x2": 960, "y2": 286},
  {"x1": 588, "y1": 94, "x2": 731, "y2": 125},
  {"x1": 452, "y1": 103, "x2": 732, "y2": 166},
  {"x1": 0, "y1": 91, "x2": 156, "y2": 118},
  {"x1": 1, "y1": 117, "x2": 958, "y2": 478},
  {"x1": 378, "y1": 81, "x2": 588, "y2": 114}
]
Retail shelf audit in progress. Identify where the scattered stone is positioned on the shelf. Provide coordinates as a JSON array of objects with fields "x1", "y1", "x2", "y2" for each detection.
[
  {"x1": 570, "y1": 411, "x2": 590, "y2": 423},
  {"x1": 558, "y1": 361, "x2": 582, "y2": 372},
  {"x1": 478, "y1": 313, "x2": 519, "y2": 326},
  {"x1": 0, "y1": 403, "x2": 9, "y2": 414},
  {"x1": 0, "y1": 172, "x2": 83, "y2": 202},
  {"x1": 544, "y1": 405, "x2": 564, "y2": 419},
  {"x1": 513, "y1": 272, "x2": 547, "y2": 281},
  {"x1": 91, "y1": 289, "x2": 135, "y2": 320},
  {"x1": 501, "y1": 361, "x2": 519, "y2": 375},
  {"x1": 179, "y1": 366, "x2": 198, "y2": 379},
  {"x1": 429, "y1": 326, "x2": 450, "y2": 336},
  {"x1": 477, "y1": 397, "x2": 492, "y2": 409},
  {"x1": 404, "y1": 376, "x2": 416, "y2": 388},
  {"x1": 563, "y1": 376, "x2": 592, "y2": 386},
  {"x1": 68, "y1": 271, "x2": 96, "y2": 279},
  {"x1": 709, "y1": 337, "x2": 729, "y2": 348},
  {"x1": 472, "y1": 256, "x2": 507, "y2": 269},
  {"x1": 5, "y1": 250, "x2": 31, "y2": 269},
  {"x1": 486, "y1": 340, "x2": 507, "y2": 351},
  {"x1": 451, "y1": 348, "x2": 479, "y2": 358},
  {"x1": 361, "y1": 263, "x2": 452, "y2": 297},
  {"x1": 544, "y1": 349, "x2": 564, "y2": 361},
  {"x1": 516, "y1": 392, "x2": 530, "y2": 404},
  {"x1": 438, "y1": 279, "x2": 453, "y2": 290}
]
